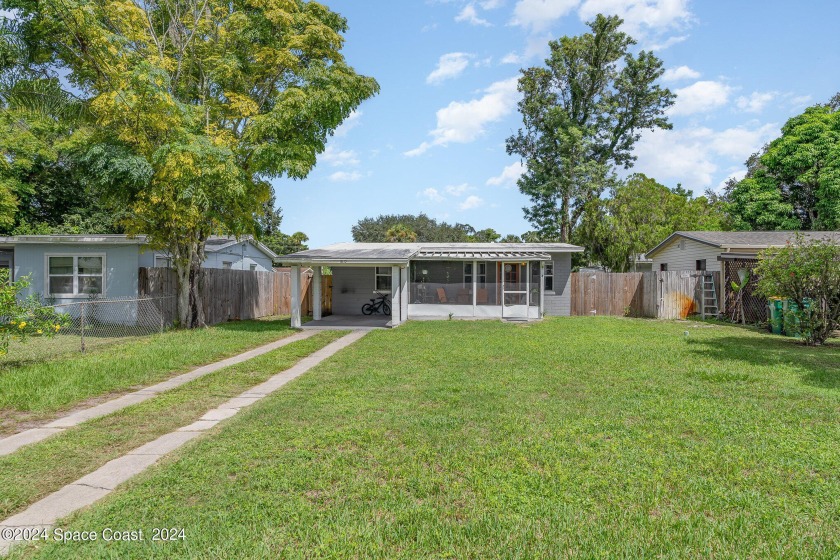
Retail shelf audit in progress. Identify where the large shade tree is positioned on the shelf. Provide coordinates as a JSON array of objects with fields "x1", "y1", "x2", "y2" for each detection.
[
  {"x1": 507, "y1": 14, "x2": 675, "y2": 242},
  {"x1": 574, "y1": 174, "x2": 726, "y2": 271},
  {"x1": 724, "y1": 99, "x2": 840, "y2": 231},
  {"x1": 4, "y1": 0, "x2": 378, "y2": 327}
]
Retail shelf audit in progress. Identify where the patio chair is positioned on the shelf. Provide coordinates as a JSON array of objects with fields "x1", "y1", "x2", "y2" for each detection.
[
  {"x1": 456, "y1": 288, "x2": 471, "y2": 304},
  {"x1": 436, "y1": 288, "x2": 448, "y2": 303},
  {"x1": 476, "y1": 288, "x2": 488, "y2": 304}
]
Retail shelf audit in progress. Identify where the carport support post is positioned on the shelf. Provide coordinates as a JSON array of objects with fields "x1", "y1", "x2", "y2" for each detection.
[
  {"x1": 400, "y1": 266, "x2": 408, "y2": 323},
  {"x1": 290, "y1": 265, "x2": 301, "y2": 328},
  {"x1": 312, "y1": 267, "x2": 322, "y2": 321},
  {"x1": 391, "y1": 265, "x2": 401, "y2": 325},
  {"x1": 540, "y1": 261, "x2": 545, "y2": 315}
]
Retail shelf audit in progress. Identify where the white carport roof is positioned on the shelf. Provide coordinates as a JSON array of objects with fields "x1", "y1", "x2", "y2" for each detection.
[{"x1": 278, "y1": 242, "x2": 582, "y2": 266}]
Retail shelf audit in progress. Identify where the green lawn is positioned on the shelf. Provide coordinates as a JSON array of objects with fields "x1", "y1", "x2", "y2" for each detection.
[
  {"x1": 0, "y1": 330, "x2": 345, "y2": 520},
  {"x1": 0, "y1": 317, "x2": 296, "y2": 434},
  {"x1": 12, "y1": 318, "x2": 840, "y2": 559}
]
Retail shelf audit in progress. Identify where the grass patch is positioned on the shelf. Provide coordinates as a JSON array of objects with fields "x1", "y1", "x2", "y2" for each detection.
[
  {"x1": 12, "y1": 318, "x2": 840, "y2": 559},
  {"x1": 0, "y1": 317, "x2": 298, "y2": 433},
  {"x1": 0, "y1": 330, "x2": 345, "y2": 520}
]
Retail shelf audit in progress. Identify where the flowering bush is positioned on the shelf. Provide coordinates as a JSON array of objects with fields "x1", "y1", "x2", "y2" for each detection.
[
  {"x1": 0, "y1": 270, "x2": 70, "y2": 355},
  {"x1": 755, "y1": 236, "x2": 840, "y2": 345}
]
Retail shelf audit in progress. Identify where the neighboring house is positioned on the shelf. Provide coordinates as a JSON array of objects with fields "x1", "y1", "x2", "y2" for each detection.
[
  {"x1": 646, "y1": 231, "x2": 840, "y2": 273},
  {"x1": 278, "y1": 242, "x2": 583, "y2": 327},
  {"x1": 630, "y1": 253, "x2": 653, "y2": 272},
  {"x1": 141, "y1": 236, "x2": 277, "y2": 273},
  {"x1": 0, "y1": 235, "x2": 277, "y2": 302}
]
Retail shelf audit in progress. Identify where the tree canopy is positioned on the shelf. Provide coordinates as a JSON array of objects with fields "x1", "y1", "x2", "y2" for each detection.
[
  {"x1": 723, "y1": 99, "x2": 840, "y2": 231},
  {"x1": 507, "y1": 14, "x2": 675, "y2": 242},
  {"x1": 352, "y1": 214, "x2": 518, "y2": 243},
  {"x1": 2, "y1": 0, "x2": 378, "y2": 326},
  {"x1": 574, "y1": 174, "x2": 726, "y2": 271}
]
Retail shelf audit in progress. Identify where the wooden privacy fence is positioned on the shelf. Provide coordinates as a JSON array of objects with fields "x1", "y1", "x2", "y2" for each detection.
[
  {"x1": 570, "y1": 270, "x2": 723, "y2": 319},
  {"x1": 139, "y1": 267, "x2": 332, "y2": 326}
]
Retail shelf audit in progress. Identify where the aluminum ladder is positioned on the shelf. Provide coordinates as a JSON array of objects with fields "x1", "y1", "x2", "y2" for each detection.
[{"x1": 701, "y1": 273, "x2": 719, "y2": 319}]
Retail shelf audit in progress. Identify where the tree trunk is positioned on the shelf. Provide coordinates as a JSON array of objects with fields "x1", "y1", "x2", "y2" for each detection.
[{"x1": 174, "y1": 236, "x2": 207, "y2": 329}]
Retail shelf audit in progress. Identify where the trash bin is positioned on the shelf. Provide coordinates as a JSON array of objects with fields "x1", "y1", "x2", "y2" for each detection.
[
  {"x1": 783, "y1": 298, "x2": 812, "y2": 338},
  {"x1": 768, "y1": 298, "x2": 783, "y2": 334}
]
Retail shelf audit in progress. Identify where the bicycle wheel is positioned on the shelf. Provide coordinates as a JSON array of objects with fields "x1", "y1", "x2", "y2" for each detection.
[
  {"x1": 362, "y1": 303, "x2": 375, "y2": 315},
  {"x1": 382, "y1": 302, "x2": 391, "y2": 315}
]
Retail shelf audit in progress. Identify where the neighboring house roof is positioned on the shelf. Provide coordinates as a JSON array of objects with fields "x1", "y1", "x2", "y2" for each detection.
[
  {"x1": 0, "y1": 234, "x2": 277, "y2": 259},
  {"x1": 278, "y1": 242, "x2": 583, "y2": 265},
  {"x1": 0, "y1": 235, "x2": 148, "y2": 245},
  {"x1": 203, "y1": 236, "x2": 278, "y2": 260},
  {"x1": 646, "y1": 231, "x2": 840, "y2": 258}
]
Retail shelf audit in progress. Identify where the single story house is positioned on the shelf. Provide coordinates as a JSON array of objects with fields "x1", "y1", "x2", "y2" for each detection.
[
  {"x1": 0, "y1": 234, "x2": 277, "y2": 302},
  {"x1": 278, "y1": 242, "x2": 583, "y2": 327},
  {"x1": 646, "y1": 231, "x2": 840, "y2": 272}
]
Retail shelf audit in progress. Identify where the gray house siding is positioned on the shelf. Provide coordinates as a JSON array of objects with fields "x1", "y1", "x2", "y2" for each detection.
[
  {"x1": 651, "y1": 238, "x2": 721, "y2": 272},
  {"x1": 332, "y1": 267, "x2": 381, "y2": 315},
  {"x1": 203, "y1": 243, "x2": 274, "y2": 271},
  {"x1": 13, "y1": 243, "x2": 140, "y2": 302},
  {"x1": 544, "y1": 252, "x2": 572, "y2": 317},
  {"x1": 139, "y1": 242, "x2": 274, "y2": 271}
]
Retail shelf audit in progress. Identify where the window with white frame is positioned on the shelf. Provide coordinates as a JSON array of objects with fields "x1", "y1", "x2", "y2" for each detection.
[
  {"x1": 154, "y1": 255, "x2": 171, "y2": 268},
  {"x1": 222, "y1": 261, "x2": 233, "y2": 270},
  {"x1": 465, "y1": 263, "x2": 488, "y2": 286},
  {"x1": 544, "y1": 262, "x2": 554, "y2": 292},
  {"x1": 477, "y1": 262, "x2": 486, "y2": 286},
  {"x1": 249, "y1": 264, "x2": 257, "y2": 272},
  {"x1": 374, "y1": 267, "x2": 392, "y2": 291},
  {"x1": 47, "y1": 255, "x2": 104, "y2": 296}
]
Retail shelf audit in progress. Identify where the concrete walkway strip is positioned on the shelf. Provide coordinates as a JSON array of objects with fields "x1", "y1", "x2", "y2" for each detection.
[
  {"x1": 0, "y1": 330, "x2": 368, "y2": 556},
  {"x1": 0, "y1": 330, "x2": 319, "y2": 458}
]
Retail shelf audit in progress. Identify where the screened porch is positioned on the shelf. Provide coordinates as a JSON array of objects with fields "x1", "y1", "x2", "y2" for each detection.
[{"x1": 407, "y1": 257, "x2": 548, "y2": 320}]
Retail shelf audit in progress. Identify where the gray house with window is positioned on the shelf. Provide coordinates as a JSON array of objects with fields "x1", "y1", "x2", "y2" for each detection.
[
  {"x1": 279, "y1": 242, "x2": 582, "y2": 327},
  {"x1": 0, "y1": 235, "x2": 276, "y2": 302}
]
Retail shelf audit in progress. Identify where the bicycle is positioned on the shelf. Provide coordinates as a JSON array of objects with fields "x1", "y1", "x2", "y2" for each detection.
[{"x1": 362, "y1": 292, "x2": 391, "y2": 315}]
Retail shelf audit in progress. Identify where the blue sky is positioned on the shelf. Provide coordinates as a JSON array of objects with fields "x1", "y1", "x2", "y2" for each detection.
[{"x1": 274, "y1": 0, "x2": 840, "y2": 247}]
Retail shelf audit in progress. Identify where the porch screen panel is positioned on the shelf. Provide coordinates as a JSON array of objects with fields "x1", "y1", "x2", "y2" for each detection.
[{"x1": 410, "y1": 261, "x2": 473, "y2": 305}]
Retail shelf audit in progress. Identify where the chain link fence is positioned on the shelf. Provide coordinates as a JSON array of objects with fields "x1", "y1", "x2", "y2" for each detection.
[{"x1": 0, "y1": 296, "x2": 177, "y2": 366}]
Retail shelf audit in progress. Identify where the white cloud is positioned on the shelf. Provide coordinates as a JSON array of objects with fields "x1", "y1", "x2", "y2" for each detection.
[
  {"x1": 455, "y1": 4, "x2": 492, "y2": 26},
  {"x1": 334, "y1": 110, "x2": 362, "y2": 137},
  {"x1": 328, "y1": 171, "x2": 363, "y2": 182},
  {"x1": 511, "y1": 0, "x2": 579, "y2": 32},
  {"x1": 661, "y1": 65, "x2": 700, "y2": 82},
  {"x1": 321, "y1": 145, "x2": 360, "y2": 167},
  {"x1": 427, "y1": 52, "x2": 474, "y2": 84},
  {"x1": 486, "y1": 161, "x2": 525, "y2": 186},
  {"x1": 736, "y1": 91, "x2": 776, "y2": 113},
  {"x1": 668, "y1": 80, "x2": 732, "y2": 116},
  {"x1": 480, "y1": 0, "x2": 505, "y2": 8},
  {"x1": 459, "y1": 195, "x2": 485, "y2": 210},
  {"x1": 577, "y1": 0, "x2": 692, "y2": 38},
  {"x1": 420, "y1": 188, "x2": 445, "y2": 202},
  {"x1": 633, "y1": 122, "x2": 778, "y2": 189},
  {"x1": 715, "y1": 169, "x2": 746, "y2": 192},
  {"x1": 445, "y1": 183, "x2": 473, "y2": 196},
  {"x1": 647, "y1": 34, "x2": 688, "y2": 51},
  {"x1": 788, "y1": 94, "x2": 812, "y2": 108},
  {"x1": 501, "y1": 52, "x2": 523, "y2": 64},
  {"x1": 405, "y1": 77, "x2": 520, "y2": 156}
]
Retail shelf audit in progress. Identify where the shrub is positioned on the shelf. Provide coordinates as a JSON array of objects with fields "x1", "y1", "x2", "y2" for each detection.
[
  {"x1": 755, "y1": 236, "x2": 840, "y2": 345},
  {"x1": 0, "y1": 270, "x2": 70, "y2": 355}
]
